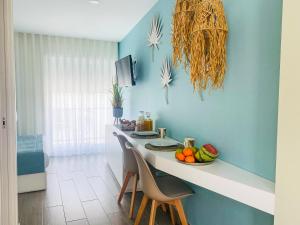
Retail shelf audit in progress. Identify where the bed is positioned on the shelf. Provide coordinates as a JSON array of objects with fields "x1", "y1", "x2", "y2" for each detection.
[{"x1": 17, "y1": 135, "x2": 48, "y2": 193}]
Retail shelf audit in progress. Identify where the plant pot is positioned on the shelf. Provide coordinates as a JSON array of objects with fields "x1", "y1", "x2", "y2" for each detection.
[{"x1": 113, "y1": 107, "x2": 123, "y2": 118}]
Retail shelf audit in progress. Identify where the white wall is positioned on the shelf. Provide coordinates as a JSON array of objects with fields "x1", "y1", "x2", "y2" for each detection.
[{"x1": 275, "y1": 1, "x2": 300, "y2": 225}]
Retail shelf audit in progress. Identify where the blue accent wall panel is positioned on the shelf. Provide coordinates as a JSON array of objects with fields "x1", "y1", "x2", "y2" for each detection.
[{"x1": 119, "y1": 0, "x2": 282, "y2": 224}]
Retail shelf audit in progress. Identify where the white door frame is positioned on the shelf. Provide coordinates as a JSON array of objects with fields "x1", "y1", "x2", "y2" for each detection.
[
  {"x1": 0, "y1": 0, "x2": 18, "y2": 224},
  {"x1": 274, "y1": 1, "x2": 300, "y2": 224}
]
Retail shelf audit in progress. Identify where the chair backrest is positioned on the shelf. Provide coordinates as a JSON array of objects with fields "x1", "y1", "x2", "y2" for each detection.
[
  {"x1": 130, "y1": 147, "x2": 169, "y2": 201},
  {"x1": 113, "y1": 132, "x2": 138, "y2": 174}
]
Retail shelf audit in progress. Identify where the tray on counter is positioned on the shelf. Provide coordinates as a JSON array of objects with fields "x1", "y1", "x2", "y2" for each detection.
[
  {"x1": 176, "y1": 160, "x2": 213, "y2": 166},
  {"x1": 145, "y1": 143, "x2": 184, "y2": 152},
  {"x1": 130, "y1": 133, "x2": 160, "y2": 139}
]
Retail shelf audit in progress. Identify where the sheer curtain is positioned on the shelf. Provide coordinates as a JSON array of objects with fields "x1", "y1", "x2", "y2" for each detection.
[
  {"x1": 15, "y1": 33, "x2": 45, "y2": 136},
  {"x1": 15, "y1": 33, "x2": 117, "y2": 156}
]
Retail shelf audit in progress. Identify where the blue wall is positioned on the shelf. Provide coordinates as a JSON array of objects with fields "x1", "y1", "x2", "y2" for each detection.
[{"x1": 119, "y1": 0, "x2": 282, "y2": 224}]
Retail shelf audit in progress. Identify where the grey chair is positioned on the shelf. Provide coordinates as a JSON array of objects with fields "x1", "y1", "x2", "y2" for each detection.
[
  {"x1": 113, "y1": 132, "x2": 139, "y2": 219},
  {"x1": 128, "y1": 144, "x2": 193, "y2": 225}
]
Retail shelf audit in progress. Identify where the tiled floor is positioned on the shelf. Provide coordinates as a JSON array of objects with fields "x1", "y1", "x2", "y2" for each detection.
[{"x1": 18, "y1": 154, "x2": 174, "y2": 225}]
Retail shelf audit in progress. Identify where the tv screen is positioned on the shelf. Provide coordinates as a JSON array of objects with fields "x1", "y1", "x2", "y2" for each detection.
[{"x1": 115, "y1": 55, "x2": 135, "y2": 87}]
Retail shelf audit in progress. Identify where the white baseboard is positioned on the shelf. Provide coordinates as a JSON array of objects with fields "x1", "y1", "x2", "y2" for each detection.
[{"x1": 17, "y1": 172, "x2": 47, "y2": 193}]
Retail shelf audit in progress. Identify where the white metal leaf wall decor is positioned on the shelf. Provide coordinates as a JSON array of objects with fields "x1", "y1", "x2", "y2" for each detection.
[
  {"x1": 161, "y1": 57, "x2": 173, "y2": 104},
  {"x1": 148, "y1": 15, "x2": 163, "y2": 62}
]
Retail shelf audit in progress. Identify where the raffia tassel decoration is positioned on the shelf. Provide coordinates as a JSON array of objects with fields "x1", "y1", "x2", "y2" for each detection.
[
  {"x1": 190, "y1": 0, "x2": 228, "y2": 94},
  {"x1": 172, "y1": 0, "x2": 196, "y2": 68}
]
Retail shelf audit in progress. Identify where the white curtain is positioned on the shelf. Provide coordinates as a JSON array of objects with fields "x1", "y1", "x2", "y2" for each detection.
[
  {"x1": 15, "y1": 33, "x2": 45, "y2": 135},
  {"x1": 15, "y1": 33, "x2": 117, "y2": 156}
]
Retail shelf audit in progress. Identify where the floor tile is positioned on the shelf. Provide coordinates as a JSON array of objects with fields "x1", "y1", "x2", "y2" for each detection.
[
  {"x1": 82, "y1": 200, "x2": 111, "y2": 225},
  {"x1": 60, "y1": 180, "x2": 86, "y2": 221},
  {"x1": 45, "y1": 206, "x2": 66, "y2": 225},
  {"x1": 46, "y1": 173, "x2": 63, "y2": 207},
  {"x1": 66, "y1": 219, "x2": 89, "y2": 225},
  {"x1": 72, "y1": 171, "x2": 97, "y2": 202}
]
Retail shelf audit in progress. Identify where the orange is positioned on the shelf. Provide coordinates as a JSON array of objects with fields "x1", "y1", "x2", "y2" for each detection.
[
  {"x1": 185, "y1": 156, "x2": 196, "y2": 163},
  {"x1": 176, "y1": 152, "x2": 185, "y2": 161},
  {"x1": 183, "y1": 148, "x2": 193, "y2": 157}
]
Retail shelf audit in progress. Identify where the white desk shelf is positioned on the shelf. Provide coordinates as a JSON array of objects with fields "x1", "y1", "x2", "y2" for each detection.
[{"x1": 105, "y1": 125, "x2": 275, "y2": 215}]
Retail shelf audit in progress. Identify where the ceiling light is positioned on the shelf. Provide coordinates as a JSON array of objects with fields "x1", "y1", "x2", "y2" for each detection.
[{"x1": 88, "y1": 0, "x2": 100, "y2": 4}]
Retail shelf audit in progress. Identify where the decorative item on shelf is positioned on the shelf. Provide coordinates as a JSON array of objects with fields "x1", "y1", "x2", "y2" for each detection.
[
  {"x1": 160, "y1": 57, "x2": 173, "y2": 104},
  {"x1": 175, "y1": 143, "x2": 219, "y2": 165},
  {"x1": 148, "y1": 15, "x2": 163, "y2": 62},
  {"x1": 172, "y1": 0, "x2": 196, "y2": 69},
  {"x1": 111, "y1": 83, "x2": 123, "y2": 124},
  {"x1": 172, "y1": 0, "x2": 228, "y2": 97},
  {"x1": 120, "y1": 119, "x2": 136, "y2": 131}
]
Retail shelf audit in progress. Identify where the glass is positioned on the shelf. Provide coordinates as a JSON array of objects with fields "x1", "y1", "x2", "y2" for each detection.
[{"x1": 158, "y1": 128, "x2": 167, "y2": 138}]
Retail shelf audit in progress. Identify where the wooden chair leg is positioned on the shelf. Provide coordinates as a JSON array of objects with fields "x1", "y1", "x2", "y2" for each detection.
[
  {"x1": 134, "y1": 195, "x2": 149, "y2": 225},
  {"x1": 161, "y1": 203, "x2": 167, "y2": 213},
  {"x1": 174, "y1": 200, "x2": 188, "y2": 225},
  {"x1": 169, "y1": 204, "x2": 176, "y2": 225},
  {"x1": 149, "y1": 200, "x2": 158, "y2": 225},
  {"x1": 129, "y1": 173, "x2": 138, "y2": 219},
  {"x1": 118, "y1": 172, "x2": 132, "y2": 204}
]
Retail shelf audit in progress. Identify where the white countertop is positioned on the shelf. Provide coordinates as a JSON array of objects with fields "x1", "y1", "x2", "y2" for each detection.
[{"x1": 114, "y1": 126, "x2": 275, "y2": 215}]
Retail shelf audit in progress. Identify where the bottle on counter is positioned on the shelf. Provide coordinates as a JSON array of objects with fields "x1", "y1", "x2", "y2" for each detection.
[
  {"x1": 136, "y1": 111, "x2": 145, "y2": 131},
  {"x1": 144, "y1": 112, "x2": 153, "y2": 131}
]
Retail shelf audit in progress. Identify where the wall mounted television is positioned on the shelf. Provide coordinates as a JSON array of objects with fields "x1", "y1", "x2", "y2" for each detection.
[{"x1": 115, "y1": 55, "x2": 136, "y2": 87}]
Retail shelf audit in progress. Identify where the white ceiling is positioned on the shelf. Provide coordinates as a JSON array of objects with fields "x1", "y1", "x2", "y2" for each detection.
[{"x1": 13, "y1": 0, "x2": 158, "y2": 42}]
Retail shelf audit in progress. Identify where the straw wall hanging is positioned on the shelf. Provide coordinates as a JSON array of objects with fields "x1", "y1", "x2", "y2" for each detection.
[
  {"x1": 172, "y1": 0, "x2": 196, "y2": 68},
  {"x1": 172, "y1": 0, "x2": 228, "y2": 95}
]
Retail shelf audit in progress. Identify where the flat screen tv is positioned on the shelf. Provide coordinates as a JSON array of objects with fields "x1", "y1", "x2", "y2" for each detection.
[{"x1": 115, "y1": 55, "x2": 135, "y2": 87}]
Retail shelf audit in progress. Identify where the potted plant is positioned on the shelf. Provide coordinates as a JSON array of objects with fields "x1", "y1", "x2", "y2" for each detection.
[{"x1": 111, "y1": 83, "x2": 123, "y2": 123}]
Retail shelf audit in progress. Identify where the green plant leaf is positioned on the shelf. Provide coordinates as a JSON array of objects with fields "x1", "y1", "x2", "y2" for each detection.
[{"x1": 110, "y1": 82, "x2": 123, "y2": 108}]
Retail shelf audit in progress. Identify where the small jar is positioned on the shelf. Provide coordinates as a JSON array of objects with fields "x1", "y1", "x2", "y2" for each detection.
[
  {"x1": 136, "y1": 111, "x2": 145, "y2": 131},
  {"x1": 144, "y1": 112, "x2": 153, "y2": 131}
]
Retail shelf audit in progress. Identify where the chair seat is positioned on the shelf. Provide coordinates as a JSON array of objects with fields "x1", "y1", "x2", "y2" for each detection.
[{"x1": 155, "y1": 175, "x2": 193, "y2": 200}]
